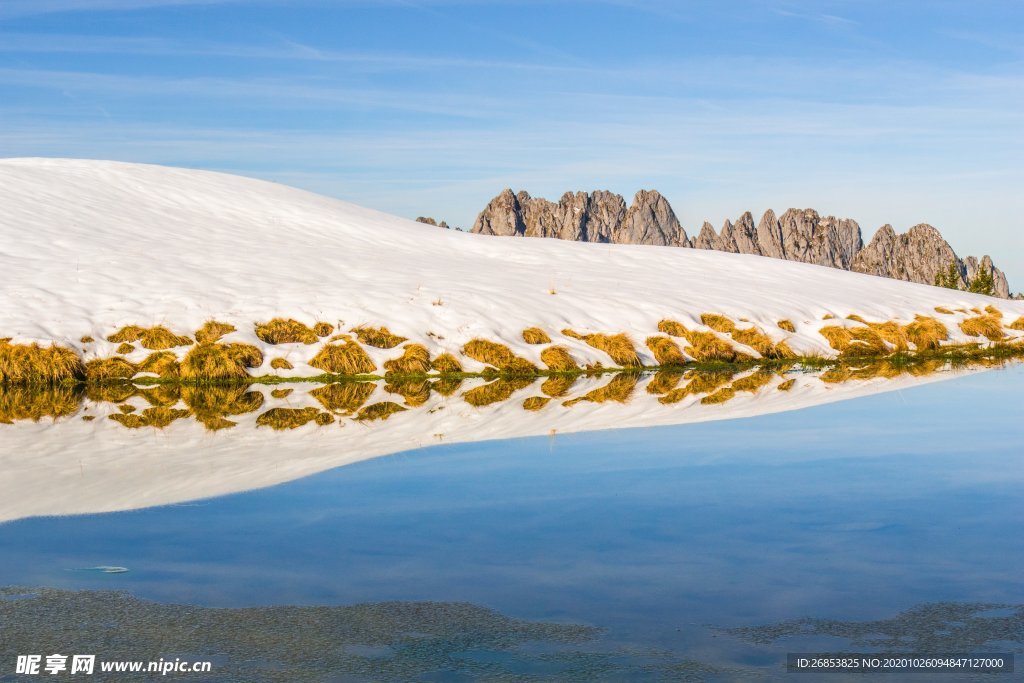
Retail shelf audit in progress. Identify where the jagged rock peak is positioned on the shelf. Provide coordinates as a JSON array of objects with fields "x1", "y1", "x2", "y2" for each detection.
[
  {"x1": 471, "y1": 188, "x2": 685, "y2": 246},
  {"x1": 415, "y1": 216, "x2": 449, "y2": 229}
]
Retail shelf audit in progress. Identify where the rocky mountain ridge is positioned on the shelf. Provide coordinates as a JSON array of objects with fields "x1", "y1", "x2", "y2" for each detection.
[{"x1": 469, "y1": 189, "x2": 1011, "y2": 298}]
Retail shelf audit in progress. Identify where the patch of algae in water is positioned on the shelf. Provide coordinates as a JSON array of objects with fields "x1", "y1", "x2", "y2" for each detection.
[{"x1": 0, "y1": 587, "x2": 732, "y2": 682}]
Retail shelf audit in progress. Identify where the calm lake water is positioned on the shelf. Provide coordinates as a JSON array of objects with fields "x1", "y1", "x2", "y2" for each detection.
[{"x1": 1, "y1": 364, "x2": 1022, "y2": 681}]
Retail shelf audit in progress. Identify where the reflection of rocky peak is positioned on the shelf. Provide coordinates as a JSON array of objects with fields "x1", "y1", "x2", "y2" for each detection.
[{"x1": 469, "y1": 190, "x2": 1012, "y2": 297}]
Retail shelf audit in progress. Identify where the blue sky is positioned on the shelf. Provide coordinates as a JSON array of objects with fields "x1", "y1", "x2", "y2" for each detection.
[{"x1": 1, "y1": 0, "x2": 1021, "y2": 284}]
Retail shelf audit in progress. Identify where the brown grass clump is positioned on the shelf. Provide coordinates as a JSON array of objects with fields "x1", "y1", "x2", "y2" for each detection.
[
  {"x1": 313, "y1": 322, "x2": 335, "y2": 337},
  {"x1": 822, "y1": 313, "x2": 836, "y2": 320},
  {"x1": 181, "y1": 385, "x2": 264, "y2": 430},
  {"x1": 356, "y1": 401, "x2": 407, "y2": 421},
  {"x1": 270, "y1": 358, "x2": 294, "y2": 370},
  {"x1": 934, "y1": 306, "x2": 954, "y2": 315},
  {"x1": 383, "y1": 344, "x2": 432, "y2": 376},
  {"x1": 564, "y1": 373, "x2": 639, "y2": 406},
  {"x1": 311, "y1": 382, "x2": 375, "y2": 414},
  {"x1": 700, "y1": 313, "x2": 736, "y2": 334},
  {"x1": 352, "y1": 326, "x2": 407, "y2": 349},
  {"x1": 522, "y1": 396, "x2": 551, "y2": 411},
  {"x1": 1009, "y1": 317, "x2": 1024, "y2": 331},
  {"x1": 270, "y1": 388, "x2": 293, "y2": 399},
  {"x1": 959, "y1": 314, "x2": 1005, "y2": 341},
  {"x1": 905, "y1": 316, "x2": 949, "y2": 350},
  {"x1": 385, "y1": 379, "x2": 432, "y2": 407},
  {"x1": 645, "y1": 370, "x2": 684, "y2": 395},
  {"x1": 777, "y1": 378, "x2": 796, "y2": 391},
  {"x1": 108, "y1": 325, "x2": 193, "y2": 350},
  {"x1": 309, "y1": 340, "x2": 376, "y2": 376},
  {"x1": 463, "y1": 377, "x2": 534, "y2": 407},
  {"x1": 701, "y1": 387, "x2": 737, "y2": 405},
  {"x1": 540, "y1": 375, "x2": 576, "y2": 398},
  {"x1": 730, "y1": 370, "x2": 775, "y2": 394},
  {"x1": 80, "y1": 336, "x2": 95, "y2": 344},
  {"x1": 255, "y1": 318, "x2": 319, "y2": 345},
  {"x1": 819, "y1": 326, "x2": 889, "y2": 356},
  {"x1": 84, "y1": 357, "x2": 137, "y2": 381},
  {"x1": 581, "y1": 333, "x2": 642, "y2": 368},
  {"x1": 682, "y1": 330, "x2": 741, "y2": 363},
  {"x1": 256, "y1": 407, "x2": 323, "y2": 430},
  {"x1": 984, "y1": 305, "x2": 1003, "y2": 318},
  {"x1": 522, "y1": 327, "x2": 552, "y2": 344},
  {"x1": 657, "y1": 319, "x2": 688, "y2": 337},
  {"x1": 0, "y1": 342, "x2": 85, "y2": 385},
  {"x1": 195, "y1": 321, "x2": 236, "y2": 344},
  {"x1": 731, "y1": 326, "x2": 796, "y2": 359},
  {"x1": 137, "y1": 351, "x2": 179, "y2": 377},
  {"x1": 0, "y1": 385, "x2": 81, "y2": 423},
  {"x1": 110, "y1": 407, "x2": 191, "y2": 430},
  {"x1": 645, "y1": 336, "x2": 686, "y2": 366},
  {"x1": 463, "y1": 339, "x2": 538, "y2": 374},
  {"x1": 846, "y1": 314, "x2": 869, "y2": 324},
  {"x1": 430, "y1": 353, "x2": 463, "y2": 374},
  {"x1": 561, "y1": 328, "x2": 588, "y2": 340},
  {"x1": 179, "y1": 343, "x2": 263, "y2": 381},
  {"x1": 115, "y1": 343, "x2": 136, "y2": 355},
  {"x1": 777, "y1": 320, "x2": 796, "y2": 333},
  {"x1": 540, "y1": 346, "x2": 578, "y2": 372}
]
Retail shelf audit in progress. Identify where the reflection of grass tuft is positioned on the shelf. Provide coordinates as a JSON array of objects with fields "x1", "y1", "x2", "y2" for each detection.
[
  {"x1": 540, "y1": 375, "x2": 576, "y2": 397},
  {"x1": 645, "y1": 370, "x2": 684, "y2": 395},
  {"x1": 385, "y1": 379, "x2": 431, "y2": 406},
  {"x1": 463, "y1": 378, "x2": 534, "y2": 407},
  {"x1": 777, "y1": 378, "x2": 796, "y2": 391},
  {"x1": 356, "y1": 401, "x2": 407, "y2": 421},
  {"x1": 564, "y1": 373, "x2": 639, "y2": 406},
  {"x1": 0, "y1": 384, "x2": 81, "y2": 423},
  {"x1": 522, "y1": 396, "x2": 551, "y2": 411},
  {"x1": 311, "y1": 382, "x2": 375, "y2": 414},
  {"x1": 256, "y1": 407, "x2": 322, "y2": 430}
]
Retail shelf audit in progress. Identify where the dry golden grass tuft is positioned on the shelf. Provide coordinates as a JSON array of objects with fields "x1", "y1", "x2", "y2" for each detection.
[
  {"x1": 522, "y1": 396, "x2": 551, "y2": 411},
  {"x1": 270, "y1": 388, "x2": 293, "y2": 399},
  {"x1": 645, "y1": 370, "x2": 684, "y2": 395},
  {"x1": 309, "y1": 340, "x2": 376, "y2": 375},
  {"x1": 657, "y1": 319, "x2": 688, "y2": 337},
  {"x1": 959, "y1": 313, "x2": 1005, "y2": 341},
  {"x1": 777, "y1": 378, "x2": 796, "y2": 391},
  {"x1": 540, "y1": 346, "x2": 578, "y2": 372},
  {"x1": 684, "y1": 330, "x2": 742, "y2": 363},
  {"x1": 905, "y1": 316, "x2": 948, "y2": 350},
  {"x1": 1, "y1": 342, "x2": 85, "y2": 385},
  {"x1": 522, "y1": 327, "x2": 552, "y2": 344},
  {"x1": 430, "y1": 353, "x2": 463, "y2": 374},
  {"x1": 313, "y1": 322, "x2": 335, "y2": 337},
  {"x1": 846, "y1": 314, "x2": 869, "y2": 324},
  {"x1": 984, "y1": 305, "x2": 1003, "y2": 318},
  {"x1": 385, "y1": 379, "x2": 432, "y2": 407},
  {"x1": 463, "y1": 377, "x2": 534, "y2": 407},
  {"x1": 819, "y1": 326, "x2": 889, "y2": 356},
  {"x1": 645, "y1": 336, "x2": 686, "y2": 366},
  {"x1": 0, "y1": 384, "x2": 81, "y2": 423},
  {"x1": 564, "y1": 373, "x2": 639, "y2": 406},
  {"x1": 110, "y1": 407, "x2": 191, "y2": 430},
  {"x1": 463, "y1": 339, "x2": 538, "y2": 374},
  {"x1": 84, "y1": 357, "x2": 137, "y2": 381},
  {"x1": 700, "y1": 313, "x2": 736, "y2": 334},
  {"x1": 732, "y1": 326, "x2": 796, "y2": 359},
  {"x1": 195, "y1": 321, "x2": 236, "y2": 344},
  {"x1": 934, "y1": 306, "x2": 955, "y2": 315},
  {"x1": 701, "y1": 387, "x2": 737, "y2": 405},
  {"x1": 179, "y1": 343, "x2": 263, "y2": 381},
  {"x1": 383, "y1": 344, "x2": 432, "y2": 376},
  {"x1": 255, "y1": 318, "x2": 319, "y2": 345},
  {"x1": 822, "y1": 313, "x2": 836, "y2": 320},
  {"x1": 115, "y1": 343, "x2": 136, "y2": 355},
  {"x1": 541, "y1": 375, "x2": 576, "y2": 398},
  {"x1": 352, "y1": 326, "x2": 407, "y2": 349},
  {"x1": 581, "y1": 333, "x2": 642, "y2": 368},
  {"x1": 138, "y1": 351, "x2": 179, "y2": 377},
  {"x1": 80, "y1": 336, "x2": 95, "y2": 344},
  {"x1": 311, "y1": 382, "x2": 375, "y2": 414},
  {"x1": 561, "y1": 328, "x2": 588, "y2": 340},
  {"x1": 1009, "y1": 317, "x2": 1024, "y2": 331},
  {"x1": 108, "y1": 325, "x2": 193, "y2": 350},
  {"x1": 777, "y1": 320, "x2": 796, "y2": 333},
  {"x1": 256, "y1": 407, "x2": 322, "y2": 430},
  {"x1": 356, "y1": 401, "x2": 407, "y2": 421},
  {"x1": 270, "y1": 358, "x2": 294, "y2": 370}
]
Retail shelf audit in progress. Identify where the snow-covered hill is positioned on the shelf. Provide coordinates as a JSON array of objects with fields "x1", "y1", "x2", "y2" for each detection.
[{"x1": 1, "y1": 157, "x2": 1022, "y2": 377}]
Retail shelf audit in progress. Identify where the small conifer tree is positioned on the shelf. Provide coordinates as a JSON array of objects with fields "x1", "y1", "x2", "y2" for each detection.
[
  {"x1": 933, "y1": 260, "x2": 961, "y2": 290},
  {"x1": 967, "y1": 268, "x2": 996, "y2": 296}
]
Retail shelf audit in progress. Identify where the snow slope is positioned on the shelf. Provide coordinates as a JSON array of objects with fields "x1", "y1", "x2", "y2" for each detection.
[{"x1": 1, "y1": 157, "x2": 1022, "y2": 376}]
